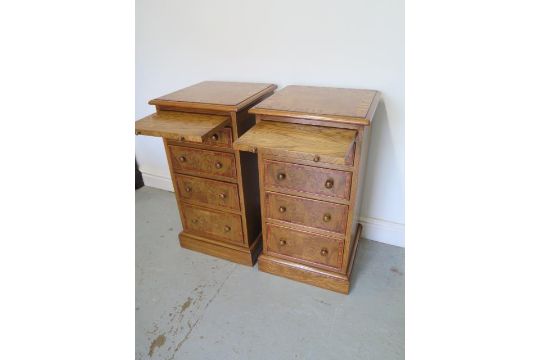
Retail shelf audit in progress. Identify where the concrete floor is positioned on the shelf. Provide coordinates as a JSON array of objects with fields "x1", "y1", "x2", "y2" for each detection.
[{"x1": 136, "y1": 187, "x2": 404, "y2": 360}]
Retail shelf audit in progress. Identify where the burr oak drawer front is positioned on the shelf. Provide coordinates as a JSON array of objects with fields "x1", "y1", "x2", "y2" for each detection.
[
  {"x1": 182, "y1": 204, "x2": 243, "y2": 244},
  {"x1": 265, "y1": 192, "x2": 348, "y2": 235},
  {"x1": 177, "y1": 175, "x2": 240, "y2": 211},
  {"x1": 266, "y1": 224, "x2": 344, "y2": 270},
  {"x1": 169, "y1": 146, "x2": 237, "y2": 179},
  {"x1": 264, "y1": 160, "x2": 352, "y2": 201}
]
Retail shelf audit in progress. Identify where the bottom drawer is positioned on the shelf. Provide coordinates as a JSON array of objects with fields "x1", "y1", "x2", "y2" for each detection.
[
  {"x1": 183, "y1": 204, "x2": 243, "y2": 244},
  {"x1": 266, "y1": 224, "x2": 344, "y2": 270}
]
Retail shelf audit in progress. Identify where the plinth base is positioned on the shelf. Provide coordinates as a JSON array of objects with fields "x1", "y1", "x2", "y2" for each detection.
[{"x1": 179, "y1": 231, "x2": 262, "y2": 266}]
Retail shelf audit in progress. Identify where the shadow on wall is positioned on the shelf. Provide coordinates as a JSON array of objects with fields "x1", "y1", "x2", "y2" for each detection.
[{"x1": 361, "y1": 99, "x2": 402, "y2": 221}]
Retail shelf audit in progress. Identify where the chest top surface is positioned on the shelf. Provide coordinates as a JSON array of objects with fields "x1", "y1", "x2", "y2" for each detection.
[
  {"x1": 149, "y1": 81, "x2": 277, "y2": 112},
  {"x1": 250, "y1": 85, "x2": 380, "y2": 125}
]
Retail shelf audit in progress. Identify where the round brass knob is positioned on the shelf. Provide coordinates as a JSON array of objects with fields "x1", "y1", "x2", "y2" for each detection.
[
  {"x1": 279, "y1": 206, "x2": 286, "y2": 213},
  {"x1": 324, "y1": 179, "x2": 334, "y2": 189},
  {"x1": 211, "y1": 134, "x2": 219, "y2": 141},
  {"x1": 218, "y1": 193, "x2": 226, "y2": 199},
  {"x1": 279, "y1": 239, "x2": 287, "y2": 246},
  {"x1": 185, "y1": 186, "x2": 192, "y2": 192},
  {"x1": 224, "y1": 225, "x2": 231, "y2": 232},
  {"x1": 215, "y1": 161, "x2": 223, "y2": 169},
  {"x1": 323, "y1": 214, "x2": 331, "y2": 222},
  {"x1": 191, "y1": 219, "x2": 198, "y2": 224},
  {"x1": 313, "y1": 155, "x2": 320, "y2": 162},
  {"x1": 277, "y1": 173, "x2": 286, "y2": 180},
  {"x1": 320, "y1": 248, "x2": 328, "y2": 256},
  {"x1": 179, "y1": 156, "x2": 186, "y2": 162}
]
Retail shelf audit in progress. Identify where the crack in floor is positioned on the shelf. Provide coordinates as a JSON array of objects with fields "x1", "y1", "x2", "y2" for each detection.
[
  {"x1": 141, "y1": 265, "x2": 237, "y2": 360},
  {"x1": 166, "y1": 266, "x2": 236, "y2": 360}
]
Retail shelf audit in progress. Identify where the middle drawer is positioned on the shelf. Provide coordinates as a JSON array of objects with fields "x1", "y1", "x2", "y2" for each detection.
[
  {"x1": 265, "y1": 192, "x2": 348, "y2": 235},
  {"x1": 169, "y1": 145, "x2": 237, "y2": 179},
  {"x1": 176, "y1": 174, "x2": 240, "y2": 211}
]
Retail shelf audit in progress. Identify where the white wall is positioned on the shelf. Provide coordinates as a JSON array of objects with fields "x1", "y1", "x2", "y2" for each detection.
[{"x1": 136, "y1": 0, "x2": 404, "y2": 247}]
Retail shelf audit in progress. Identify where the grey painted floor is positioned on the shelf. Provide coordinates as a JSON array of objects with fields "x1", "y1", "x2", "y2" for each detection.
[{"x1": 136, "y1": 187, "x2": 404, "y2": 360}]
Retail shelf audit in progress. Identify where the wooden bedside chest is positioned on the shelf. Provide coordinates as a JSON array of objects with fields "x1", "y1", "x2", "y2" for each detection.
[
  {"x1": 233, "y1": 85, "x2": 380, "y2": 293},
  {"x1": 136, "y1": 81, "x2": 276, "y2": 265}
]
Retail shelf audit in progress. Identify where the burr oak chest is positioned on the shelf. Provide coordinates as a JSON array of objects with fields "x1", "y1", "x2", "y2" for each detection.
[
  {"x1": 136, "y1": 81, "x2": 276, "y2": 265},
  {"x1": 233, "y1": 85, "x2": 380, "y2": 293}
]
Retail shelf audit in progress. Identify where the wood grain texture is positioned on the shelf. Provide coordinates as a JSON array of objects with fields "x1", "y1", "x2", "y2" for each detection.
[
  {"x1": 180, "y1": 232, "x2": 262, "y2": 266},
  {"x1": 257, "y1": 255, "x2": 350, "y2": 294},
  {"x1": 264, "y1": 160, "x2": 353, "y2": 201},
  {"x1": 250, "y1": 85, "x2": 380, "y2": 125},
  {"x1": 344, "y1": 129, "x2": 369, "y2": 271},
  {"x1": 233, "y1": 121, "x2": 356, "y2": 165},
  {"x1": 169, "y1": 146, "x2": 237, "y2": 179},
  {"x1": 176, "y1": 174, "x2": 240, "y2": 211},
  {"x1": 265, "y1": 192, "x2": 348, "y2": 235},
  {"x1": 266, "y1": 224, "x2": 344, "y2": 270},
  {"x1": 149, "y1": 81, "x2": 277, "y2": 112},
  {"x1": 182, "y1": 203, "x2": 244, "y2": 244},
  {"x1": 135, "y1": 111, "x2": 229, "y2": 142}
]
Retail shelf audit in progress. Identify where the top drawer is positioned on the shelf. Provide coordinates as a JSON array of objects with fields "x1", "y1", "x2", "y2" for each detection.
[
  {"x1": 264, "y1": 160, "x2": 352, "y2": 201},
  {"x1": 170, "y1": 127, "x2": 232, "y2": 149},
  {"x1": 169, "y1": 146, "x2": 237, "y2": 179},
  {"x1": 201, "y1": 127, "x2": 232, "y2": 148}
]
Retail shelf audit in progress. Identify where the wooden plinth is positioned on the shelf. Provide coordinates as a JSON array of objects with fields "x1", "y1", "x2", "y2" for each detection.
[
  {"x1": 258, "y1": 223, "x2": 362, "y2": 294},
  {"x1": 179, "y1": 231, "x2": 262, "y2": 266}
]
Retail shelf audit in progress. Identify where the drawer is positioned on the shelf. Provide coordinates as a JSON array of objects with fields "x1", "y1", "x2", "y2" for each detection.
[
  {"x1": 177, "y1": 174, "x2": 240, "y2": 211},
  {"x1": 170, "y1": 146, "x2": 237, "y2": 179},
  {"x1": 202, "y1": 127, "x2": 232, "y2": 148},
  {"x1": 265, "y1": 192, "x2": 348, "y2": 234},
  {"x1": 171, "y1": 127, "x2": 232, "y2": 149},
  {"x1": 264, "y1": 160, "x2": 352, "y2": 200},
  {"x1": 266, "y1": 224, "x2": 343, "y2": 269},
  {"x1": 182, "y1": 204, "x2": 243, "y2": 244}
]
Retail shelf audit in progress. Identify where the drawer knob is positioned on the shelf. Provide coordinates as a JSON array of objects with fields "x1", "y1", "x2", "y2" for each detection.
[
  {"x1": 279, "y1": 239, "x2": 287, "y2": 246},
  {"x1": 179, "y1": 156, "x2": 187, "y2": 162},
  {"x1": 323, "y1": 214, "x2": 332, "y2": 222},
  {"x1": 218, "y1": 193, "x2": 226, "y2": 199},
  {"x1": 320, "y1": 248, "x2": 328, "y2": 256},
  {"x1": 191, "y1": 219, "x2": 198, "y2": 224},
  {"x1": 313, "y1": 155, "x2": 320, "y2": 162},
  {"x1": 211, "y1": 133, "x2": 219, "y2": 141},
  {"x1": 224, "y1": 225, "x2": 231, "y2": 232},
  {"x1": 279, "y1": 206, "x2": 286, "y2": 213},
  {"x1": 324, "y1": 179, "x2": 334, "y2": 189},
  {"x1": 185, "y1": 186, "x2": 192, "y2": 193},
  {"x1": 277, "y1": 173, "x2": 286, "y2": 180},
  {"x1": 215, "y1": 161, "x2": 223, "y2": 169}
]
